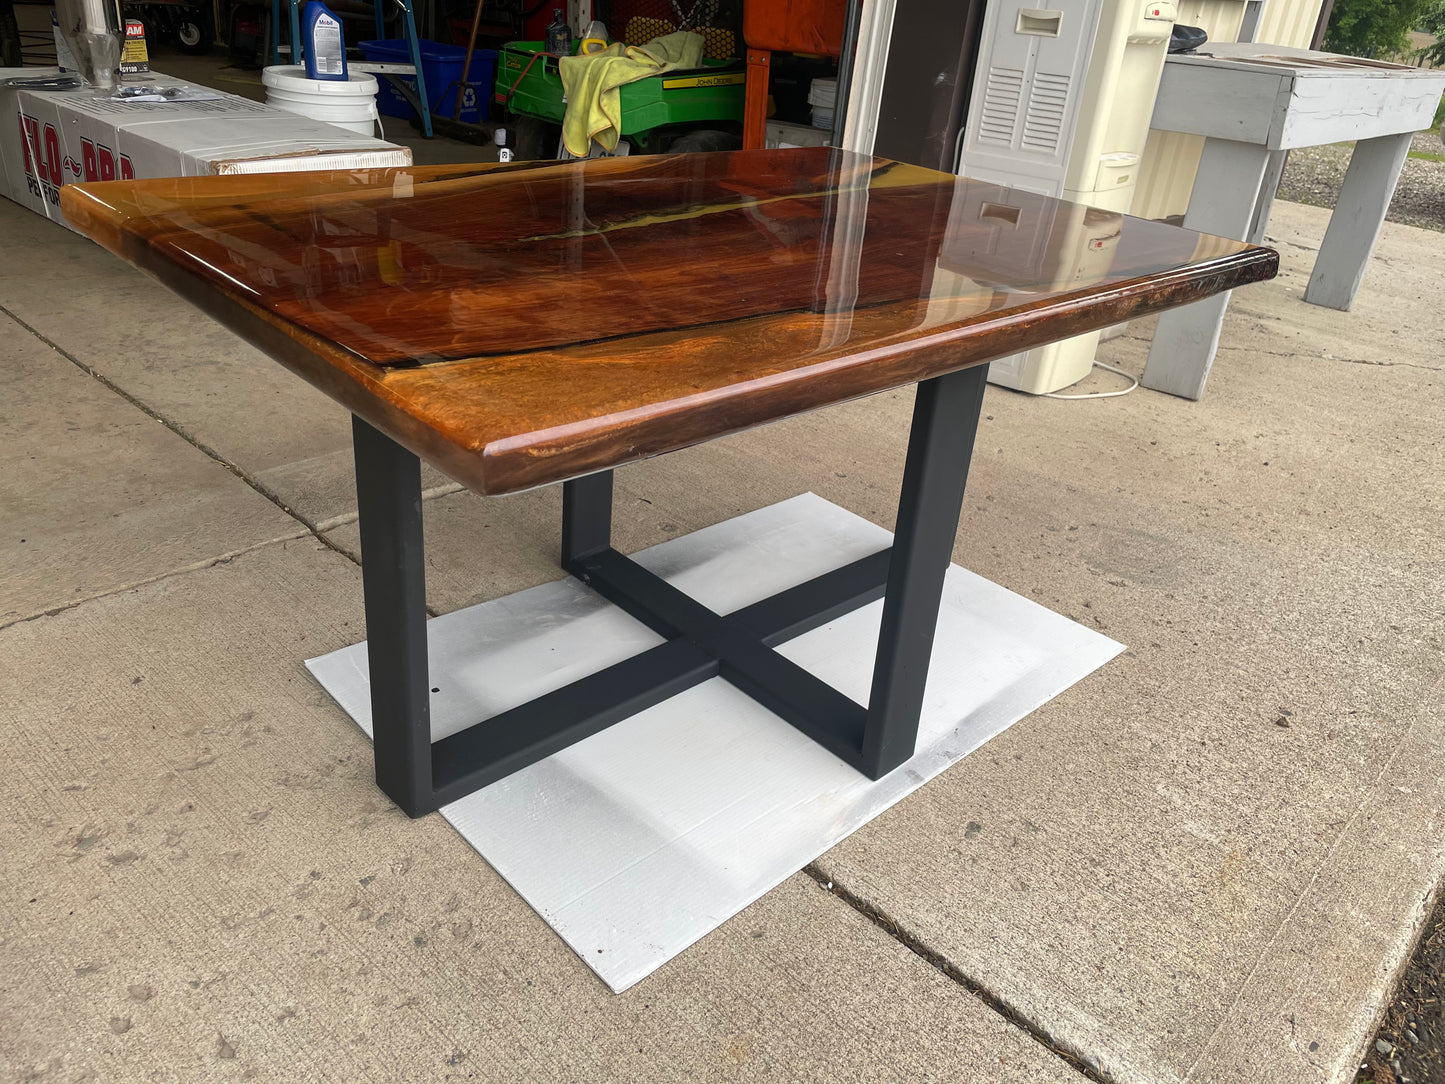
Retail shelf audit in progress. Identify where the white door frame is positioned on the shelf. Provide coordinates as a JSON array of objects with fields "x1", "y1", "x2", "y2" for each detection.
[{"x1": 842, "y1": 0, "x2": 899, "y2": 156}]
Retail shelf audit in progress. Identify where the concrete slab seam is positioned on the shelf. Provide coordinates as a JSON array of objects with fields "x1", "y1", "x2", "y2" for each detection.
[
  {"x1": 0, "y1": 301, "x2": 450, "y2": 617},
  {"x1": 1181, "y1": 711, "x2": 1433, "y2": 1083},
  {"x1": 0, "y1": 302, "x2": 311, "y2": 516},
  {"x1": 0, "y1": 530, "x2": 313, "y2": 633},
  {"x1": 311, "y1": 481, "x2": 464, "y2": 533},
  {"x1": 1267, "y1": 238, "x2": 1322, "y2": 255},
  {"x1": 801, "y1": 865, "x2": 1105, "y2": 1084}
]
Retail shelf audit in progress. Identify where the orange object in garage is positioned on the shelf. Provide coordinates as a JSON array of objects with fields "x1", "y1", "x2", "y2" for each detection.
[
  {"x1": 743, "y1": 0, "x2": 846, "y2": 53},
  {"x1": 741, "y1": 0, "x2": 847, "y2": 148}
]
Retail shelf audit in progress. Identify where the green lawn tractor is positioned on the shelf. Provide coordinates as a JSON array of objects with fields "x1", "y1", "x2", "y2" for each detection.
[{"x1": 492, "y1": 4, "x2": 746, "y2": 159}]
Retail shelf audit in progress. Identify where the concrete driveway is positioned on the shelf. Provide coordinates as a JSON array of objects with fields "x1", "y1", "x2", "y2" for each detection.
[{"x1": 1, "y1": 194, "x2": 1441, "y2": 1083}]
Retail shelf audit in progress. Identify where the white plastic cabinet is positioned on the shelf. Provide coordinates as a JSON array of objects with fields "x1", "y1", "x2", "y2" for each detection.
[
  {"x1": 965, "y1": 0, "x2": 1099, "y2": 197},
  {"x1": 959, "y1": 0, "x2": 1177, "y2": 392}
]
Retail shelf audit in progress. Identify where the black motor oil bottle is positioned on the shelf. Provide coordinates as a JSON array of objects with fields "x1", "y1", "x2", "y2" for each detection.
[{"x1": 545, "y1": 9, "x2": 572, "y2": 56}]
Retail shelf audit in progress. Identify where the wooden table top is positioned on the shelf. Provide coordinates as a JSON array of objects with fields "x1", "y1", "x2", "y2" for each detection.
[{"x1": 61, "y1": 148, "x2": 1277, "y2": 495}]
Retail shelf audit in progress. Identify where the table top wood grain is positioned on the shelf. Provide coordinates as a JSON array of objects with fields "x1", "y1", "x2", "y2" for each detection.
[{"x1": 61, "y1": 148, "x2": 1277, "y2": 494}]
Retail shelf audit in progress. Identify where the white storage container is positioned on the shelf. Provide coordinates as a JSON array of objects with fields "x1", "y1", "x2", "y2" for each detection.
[
  {"x1": 262, "y1": 65, "x2": 380, "y2": 137},
  {"x1": 808, "y1": 77, "x2": 837, "y2": 129},
  {"x1": 807, "y1": 77, "x2": 837, "y2": 108},
  {"x1": 765, "y1": 119, "x2": 831, "y2": 148},
  {"x1": 958, "y1": 0, "x2": 1178, "y2": 393},
  {"x1": 0, "y1": 67, "x2": 410, "y2": 233}
]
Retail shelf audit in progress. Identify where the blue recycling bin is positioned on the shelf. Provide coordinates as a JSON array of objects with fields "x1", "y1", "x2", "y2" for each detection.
[{"x1": 358, "y1": 39, "x2": 494, "y2": 124}]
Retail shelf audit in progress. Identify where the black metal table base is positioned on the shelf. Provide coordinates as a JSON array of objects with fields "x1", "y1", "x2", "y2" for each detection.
[{"x1": 352, "y1": 365, "x2": 989, "y2": 817}]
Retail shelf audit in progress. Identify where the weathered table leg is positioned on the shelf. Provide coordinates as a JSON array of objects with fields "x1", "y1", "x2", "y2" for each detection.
[
  {"x1": 1304, "y1": 130, "x2": 1412, "y2": 312},
  {"x1": 1247, "y1": 149, "x2": 1289, "y2": 246},
  {"x1": 1141, "y1": 138, "x2": 1273, "y2": 401},
  {"x1": 352, "y1": 416, "x2": 436, "y2": 818}
]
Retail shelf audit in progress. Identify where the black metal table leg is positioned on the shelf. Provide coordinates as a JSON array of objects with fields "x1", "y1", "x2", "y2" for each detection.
[
  {"x1": 352, "y1": 416, "x2": 436, "y2": 817},
  {"x1": 561, "y1": 471, "x2": 614, "y2": 565},
  {"x1": 861, "y1": 364, "x2": 989, "y2": 777},
  {"x1": 344, "y1": 363, "x2": 989, "y2": 814}
]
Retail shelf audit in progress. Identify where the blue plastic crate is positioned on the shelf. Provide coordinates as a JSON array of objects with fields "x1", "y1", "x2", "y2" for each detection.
[{"x1": 358, "y1": 39, "x2": 495, "y2": 124}]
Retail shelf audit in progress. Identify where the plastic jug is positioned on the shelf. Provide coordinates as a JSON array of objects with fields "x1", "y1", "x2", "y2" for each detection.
[
  {"x1": 545, "y1": 9, "x2": 572, "y2": 56},
  {"x1": 303, "y1": 0, "x2": 348, "y2": 80}
]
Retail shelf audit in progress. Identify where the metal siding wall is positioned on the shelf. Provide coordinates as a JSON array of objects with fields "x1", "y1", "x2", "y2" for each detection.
[
  {"x1": 1258, "y1": 0, "x2": 1325, "y2": 49},
  {"x1": 1132, "y1": 0, "x2": 1323, "y2": 219},
  {"x1": 1134, "y1": 130, "x2": 1205, "y2": 219}
]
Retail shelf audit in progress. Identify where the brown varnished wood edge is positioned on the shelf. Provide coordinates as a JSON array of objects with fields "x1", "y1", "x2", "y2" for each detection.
[
  {"x1": 472, "y1": 247, "x2": 1280, "y2": 494},
  {"x1": 61, "y1": 182, "x2": 1278, "y2": 499}
]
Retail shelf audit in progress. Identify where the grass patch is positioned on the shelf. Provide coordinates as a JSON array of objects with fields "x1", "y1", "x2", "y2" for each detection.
[{"x1": 1409, "y1": 147, "x2": 1445, "y2": 162}]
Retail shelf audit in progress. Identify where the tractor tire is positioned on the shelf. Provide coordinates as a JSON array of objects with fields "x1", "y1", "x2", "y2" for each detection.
[
  {"x1": 665, "y1": 128, "x2": 743, "y2": 154},
  {"x1": 513, "y1": 114, "x2": 561, "y2": 160}
]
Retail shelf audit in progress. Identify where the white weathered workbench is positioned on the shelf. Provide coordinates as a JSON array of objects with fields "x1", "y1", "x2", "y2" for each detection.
[{"x1": 1140, "y1": 43, "x2": 1445, "y2": 399}]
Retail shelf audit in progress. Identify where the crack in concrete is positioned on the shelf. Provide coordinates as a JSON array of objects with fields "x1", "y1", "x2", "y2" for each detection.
[
  {"x1": 0, "y1": 531, "x2": 310, "y2": 632},
  {"x1": 3, "y1": 303, "x2": 308, "y2": 516},
  {"x1": 312, "y1": 481, "x2": 463, "y2": 533},
  {"x1": 1179, "y1": 713, "x2": 1427, "y2": 1083},
  {"x1": 1, "y1": 303, "x2": 448, "y2": 618},
  {"x1": 801, "y1": 864, "x2": 1112, "y2": 1084},
  {"x1": 1325, "y1": 356, "x2": 1442, "y2": 372},
  {"x1": 1124, "y1": 311, "x2": 1437, "y2": 375},
  {"x1": 1217, "y1": 345, "x2": 1310, "y2": 359},
  {"x1": 1215, "y1": 341, "x2": 1443, "y2": 372}
]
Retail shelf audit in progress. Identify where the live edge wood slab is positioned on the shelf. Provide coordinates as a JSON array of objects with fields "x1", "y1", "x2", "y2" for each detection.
[{"x1": 61, "y1": 148, "x2": 1277, "y2": 495}]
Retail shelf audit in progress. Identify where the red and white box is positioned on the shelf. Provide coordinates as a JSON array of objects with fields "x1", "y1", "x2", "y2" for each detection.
[{"x1": 0, "y1": 69, "x2": 412, "y2": 232}]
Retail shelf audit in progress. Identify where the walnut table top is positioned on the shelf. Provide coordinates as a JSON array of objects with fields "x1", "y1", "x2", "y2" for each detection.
[{"x1": 61, "y1": 148, "x2": 1277, "y2": 494}]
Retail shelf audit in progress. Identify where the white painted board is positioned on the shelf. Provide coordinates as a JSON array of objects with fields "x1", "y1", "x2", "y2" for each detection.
[{"x1": 1151, "y1": 44, "x2": 1445, "y2": 149}]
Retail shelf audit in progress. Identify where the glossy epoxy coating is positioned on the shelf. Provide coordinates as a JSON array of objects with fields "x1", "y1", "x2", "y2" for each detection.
[{"x1": 61, "y1": 148, "x2": 1277, "y2": 493}]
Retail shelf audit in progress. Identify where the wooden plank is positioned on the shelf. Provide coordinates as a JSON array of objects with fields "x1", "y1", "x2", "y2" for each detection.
[
  {"x1": 1150, "y1": 63, "x2": 1289, "y2": 146},
  {"x1": 1152, "y1": 45, "x2": 1445, "y2": 149},
  {"x1": 1279, "y1": 70, "x2": 1445, "y2": 147},
  {"x1": 1141, "y1": 138, "x2": 1274, "y2": 401},
  {"x1": 1305, "y1": 131, "x2": 1413, "y2": 310}
]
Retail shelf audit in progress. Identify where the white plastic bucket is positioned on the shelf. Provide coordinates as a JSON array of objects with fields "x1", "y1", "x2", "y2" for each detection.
[{"x1": 262, "y1": 65, "x2": 380, "y2": 137}]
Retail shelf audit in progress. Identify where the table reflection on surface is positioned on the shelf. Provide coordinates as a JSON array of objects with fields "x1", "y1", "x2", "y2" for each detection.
[
  {"x1": 65, "y1": 148, "x2": 1252, "y2": 368},
  {"x1": 62, "y1": 149, "x2": 1275, "y2": 493}
]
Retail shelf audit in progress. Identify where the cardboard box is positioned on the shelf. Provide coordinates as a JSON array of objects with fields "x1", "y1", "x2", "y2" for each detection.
[
  {"x1": 0, "y1": 69, "x2": 412, "y2": 231},
  {"x1": 764, "y1": 119, "x2": 830, "y2": 150}
]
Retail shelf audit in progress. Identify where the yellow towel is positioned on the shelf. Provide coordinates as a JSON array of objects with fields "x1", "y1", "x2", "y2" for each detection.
[{"x1": 558, "y1": 32, "x2": 705, "y2": 157}]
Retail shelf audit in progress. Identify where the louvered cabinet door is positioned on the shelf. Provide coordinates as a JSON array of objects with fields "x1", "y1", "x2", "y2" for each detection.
[{"x1": 958, "y1": 0, "x2": 1099, "y2": 195}]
